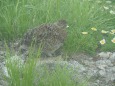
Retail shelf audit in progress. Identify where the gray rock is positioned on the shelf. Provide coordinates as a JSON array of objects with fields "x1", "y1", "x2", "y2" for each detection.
[
  {"x1": 109, "y1": 52, "x2": 115, "y2": 62},
  {"x1": 97, "y1": 52, "x2": 112, "y2": 59},
  {"x1": 96, "y1": 59, "x2": 113, "y2": 68},
  {"x1": 99, "y1": 70, "x2": 106, "y2": 76},
  {"x1": 0, "y1": 51, "x2": 5, "y2": 56},
  {"x1": 0, "y1": 45, "x2": 115, "y2": 86}
]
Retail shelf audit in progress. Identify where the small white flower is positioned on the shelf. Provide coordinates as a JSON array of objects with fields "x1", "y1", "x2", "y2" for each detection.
[
  {"x1": 101, "y1": 30, "x2": 109, "y2": 34},
  {"x1": 91, "y1": 27, "x2": 97, "y2": 31},
  {"x1": 100, "y1": 39, "x2": 106, "y2": 45},
  {"x1": 111, "y1": 38, "x2": 115, "y2": 43},
  {"x1": 82, "y1": 32, "x2": 88, "y2": 35},
  {"x1": 111, "y1": 29, "x2": 115, "y2": 33},
  {"x1": 110, "y1": 32, "x2": 114, "y2": 35}
]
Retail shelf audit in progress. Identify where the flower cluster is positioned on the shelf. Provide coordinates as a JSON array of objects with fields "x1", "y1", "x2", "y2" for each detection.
[{"x1": 81, "y1": 27, "x2": 115, "y2": 45}]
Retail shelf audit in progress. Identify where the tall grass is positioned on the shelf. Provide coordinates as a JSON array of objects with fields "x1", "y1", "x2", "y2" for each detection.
[
  {"x1": 4, "y1": 50, "x2": 88, "y2": 86},
  {"x1": 5, "y1": 59, "x2": 88, "y2": 86},
  {"x1": 5, "y1": 57, "x2": 37, "y2": 86},
  {"x1": 63, "y1": 0, "x2": 115, "y2": 54},
  {"x1": 0, "y1": 0, "x2": 65, "y2": 40},
  {"x1": 0, "y1": 0, "x2": 115, "y2": 54}
]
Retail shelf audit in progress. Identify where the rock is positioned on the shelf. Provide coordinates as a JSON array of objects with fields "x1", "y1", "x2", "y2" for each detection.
[
  {"x1": 97, "y1": 52, "x2": 112, "y2": 59},
  {"x1": 99, "y1": 70, "x2": 106, "y2": 76},
  {"x1": 0, "y1": 51, "x2": 5, "y2": 56},
  {"x1": 109, "y1": 52, "x2": 115, "y2": 63},
  {"x1": 18, "y1": 45, "x2": 28, "y2": 54},
  {"x1": 96, "y1": 59, "x2": 113, "y2": 67},
  {"x1": 0, "y1": 42, "x2": 115, "y2": 86},
  {"x1": 6, "y1": 55, "x2": 24, "y2": 67}
]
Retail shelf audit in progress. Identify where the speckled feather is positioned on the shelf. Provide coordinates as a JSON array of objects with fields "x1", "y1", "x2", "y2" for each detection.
[{"x1": 20, "y1": 20, "x2": 68, "y2": 57}]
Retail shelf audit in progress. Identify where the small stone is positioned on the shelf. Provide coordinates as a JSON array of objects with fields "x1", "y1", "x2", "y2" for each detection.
[
  {"x1": 19, "y1": 45, "x2": 28, "y2": 54},
  {"x1": 97, "y1": 65, "x2": 107, "y2": 70},
  {"x1": 0, "y1": 51, "x2": 5, "y2": 56},
  {"x1": 96, "y1": 59, "x2": 113, "y2": 67},
  {"x1": 2, "y1": 66, "x2": 9, "y2": 77},
  {"x1": 98, "y1": 52, "x2": 112, "y2": 59},
  {"x1": 109, "y1": 52, "x2": 115, "y2": 62},
  {"x1": 111, "y1": 67, "x2": 115, "y2": 72},
  {"x1": 99, "y1": 70, "x2": 106, "y2": 76}
]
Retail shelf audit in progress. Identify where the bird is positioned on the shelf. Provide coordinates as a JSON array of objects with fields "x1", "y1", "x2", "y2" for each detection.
[{"x1": 18, "y1": 20, "x2": 68, "y2": 57}]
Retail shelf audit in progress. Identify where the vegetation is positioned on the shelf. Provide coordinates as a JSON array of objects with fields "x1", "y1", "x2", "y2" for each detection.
[
  {"x1": 0, "y1": 0, "x2": 115, "y2": 54},
  {"x1": 5, "y1": 51, "x2": 88, "y2": 86},
  {"x1": 1, "y1": 0, "x2": 115, "y2": 85}
]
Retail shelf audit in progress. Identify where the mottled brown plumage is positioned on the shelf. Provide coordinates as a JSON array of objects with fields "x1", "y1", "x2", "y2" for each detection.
[{"x1": 20, "y1": 20, "x2": 68, "y2": 57}]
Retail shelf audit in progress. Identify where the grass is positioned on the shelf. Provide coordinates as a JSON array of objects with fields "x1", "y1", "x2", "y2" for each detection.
[
  {"x1": 5, "y1": 56, "x2": 37, "y2": 86},
  {"x1": 3, "y1": 43, "x2": 88, "y2": 86},
  {"x1": 4, "y1": 48, "x2": 88, "y2": 86},
  {"x1": 63, "y1": 0, "x2": 115, "y2": 54},
  {"x1": 0, "y1": 0, "x2": 115, "y2": 54},
  {"x1": 4, "y1": 42, "x2": 39, "y2": 86},
  {"x1": 2, "y1": 0, "x2": 115, "y2": 85}
]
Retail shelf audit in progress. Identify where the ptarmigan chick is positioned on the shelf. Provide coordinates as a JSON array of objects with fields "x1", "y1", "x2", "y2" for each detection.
[{"x1": 18, "y1": 20, "x2": 68, "y2": 57}]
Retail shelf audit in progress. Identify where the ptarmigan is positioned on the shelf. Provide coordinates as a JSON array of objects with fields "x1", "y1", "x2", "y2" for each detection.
[{"x1": 18, "y1": 20, "x2": 68, "y2": 57}]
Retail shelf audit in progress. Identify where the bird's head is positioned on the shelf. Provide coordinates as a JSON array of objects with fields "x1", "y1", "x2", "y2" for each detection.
[{"x1": 55, "y1": 20, "x2": 69, "y2": 29}]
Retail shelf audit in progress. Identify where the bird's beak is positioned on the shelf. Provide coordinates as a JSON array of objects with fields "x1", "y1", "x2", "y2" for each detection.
[{"x1": 66, "y1": 25, "x2": 69, "y2": 28}]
